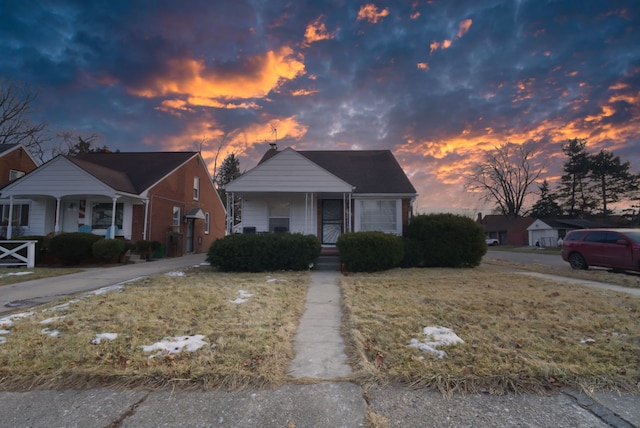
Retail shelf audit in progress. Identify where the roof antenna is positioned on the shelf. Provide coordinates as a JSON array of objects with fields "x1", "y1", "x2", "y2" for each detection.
[{"x1": 269, "y1": 125, "x2": 277, "y2": 150}]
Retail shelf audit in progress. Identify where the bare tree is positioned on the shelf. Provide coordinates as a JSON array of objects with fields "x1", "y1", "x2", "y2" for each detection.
[
  {"x1": 466, "y1": 142, "x2": 544, "y2": 217},
  {"x1": 0, "y1": 79, "x2": 48, "y2": 161}
]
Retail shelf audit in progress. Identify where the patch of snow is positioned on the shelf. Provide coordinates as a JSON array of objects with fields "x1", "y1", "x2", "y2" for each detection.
[
  {"x1": 86, "y1": 284, "x2": 124, "y2": 296},
  {"x1": 165, "y1": 271, "x2": 185, "y2": 277},
  {"x1": 265, "y1": 276, "x2": 287, "y2": 283},
  {"x1": 0, "y1": 311, "x2": 36, "y2": 327},
  {"x1": 231, "y1": 290, "x2": 253, "y2": 304},
  {"x1": 408, "y1": 326, "x2": 464, "y2": 359},
  {"x1": 41, "y1": 328, "x2": 60, "y2": 337},
  {"x1": 91, "y1": 332, "x2": 118, "y2": 344},
  {"x1": 40, "y1": 316, "x2": 66, "y2": 325},
  {"x1": 0, "y1": 271, "x2": 33, "y2": 279},
  {"x1": 45, "y1": 300, "x2": 80, "y2": 312},
  {"x1": 0, "y1": 329, "x2": 10, "y2": 335},
  {"x1": 0, "y1": 336, "x2": 6, "y2": 345},
  {"x1": 142, "y1": 335, "x2": 208, "y2": 358}
]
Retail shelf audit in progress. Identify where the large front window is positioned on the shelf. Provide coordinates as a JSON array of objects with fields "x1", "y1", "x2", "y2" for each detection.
[
  {"x1": 359, "y1": 200, "x2": 397, "y2": 233},
  {"x1": 268, "y1": 201, "x2": 290, "y2": 233},
  {"x1": 0, "y1": 204, "x2": 29, "y2": 227},
  {"x1": 92, "y1": 203, "x2": 123, "y2": 229}
]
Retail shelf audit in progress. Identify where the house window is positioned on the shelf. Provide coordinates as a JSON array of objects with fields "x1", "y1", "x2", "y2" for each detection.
[
  {"x1": 193, "y1": 177, "x2": 200, "y2": 200},
  {"x1": 173, "y1": 206, "x2": 181, "y2": 226},
  {"x1": 91, "y1": 203, "x2": 123, "y2": 229},
  {"x1": 359, "y1": 200, "x2": 398, "y2": 233},
  {"x1": 204, "y1": 212, "x2": 210, "y2": 234},
  {"x1": 268, "y1": 201, "x2": 290, "y2": 233},
  {"x1": 0, "y1": 204, "x2": 30, "y2": 227},
  {"x1": 9, "y1": 170, "x2": 25, "y2": 181}
]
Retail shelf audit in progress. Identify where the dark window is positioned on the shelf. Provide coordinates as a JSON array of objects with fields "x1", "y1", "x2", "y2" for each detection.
[
  {"x1": 0, "y1": 204, "x2": 30, "y2": 227},
  {"x1": 566, "y1": 231, "x2": 587, "y2": 241},
  {"x1": 92, "y1": 203, "x2": 123, "y2": 229},
  {"x1": 584, "y1": 231, "x2": 607, "y2": 243}
]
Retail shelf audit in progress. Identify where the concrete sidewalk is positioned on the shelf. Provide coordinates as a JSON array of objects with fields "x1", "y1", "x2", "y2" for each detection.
[{"x1": 1, "y1": 265, "x2": 638, "y2": 427}]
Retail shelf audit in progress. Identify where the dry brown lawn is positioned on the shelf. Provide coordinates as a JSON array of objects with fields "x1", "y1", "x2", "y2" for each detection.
[
  {"x1": 1, "y1": 263, "x2": 639, "y2": 395},
  {"x1": 0, "y1": 268, "x2": 308, "y2": 391},
  {"x1": 341, "y1": 267, "x2": 640, "y2": 395}
]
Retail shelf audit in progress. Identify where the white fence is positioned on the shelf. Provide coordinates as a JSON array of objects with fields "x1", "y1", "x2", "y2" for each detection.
[{"x1": 0, "y1": 240, "x2": 37, "y2": 268}]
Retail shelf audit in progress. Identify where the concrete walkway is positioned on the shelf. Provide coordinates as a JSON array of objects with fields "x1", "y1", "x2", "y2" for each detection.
[{"x1": 288, "y1": 271, "x2": 352, "y2": 379}]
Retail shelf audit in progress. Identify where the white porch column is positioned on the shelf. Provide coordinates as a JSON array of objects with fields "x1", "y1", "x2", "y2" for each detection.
[
  {"x1": 142, "y1": 198, "x2": 149, "y2": 241},
  {"x1": 54, "y1": 197, "x2": 62, "y2": 233},
  {"x1": 226, "y1": 192, "x2": 233, "y2": 234},
  {"x1": 6, "y1": 196, "x2": 14, "y2": 239},
  {"x1": 109, "y1": 197, "x2": 117, "y2": 239}
]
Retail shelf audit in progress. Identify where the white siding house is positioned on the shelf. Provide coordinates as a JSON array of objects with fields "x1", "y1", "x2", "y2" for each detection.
[{"x1": 225, "y1": 147, "x2": 417, "y2": 245}]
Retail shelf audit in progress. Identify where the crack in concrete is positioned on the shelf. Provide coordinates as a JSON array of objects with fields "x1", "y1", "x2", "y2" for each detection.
[
  {"x1": 562, "y1": 389, "x2": 636, "y2": 428},
  {"x1": 105, "y1": 391, "x2": 150, "y2": 428}
]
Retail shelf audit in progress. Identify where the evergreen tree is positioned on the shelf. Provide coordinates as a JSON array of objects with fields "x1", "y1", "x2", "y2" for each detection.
[
  {"x1": 530, "y1": 180, "x2": 562, "y2": 218},
  {"x1": 588, "y1": 149, "x2": 639, "y2": 217},
  {"x1": 557, "y1": 138, "x2": 596, "y2": 217}
]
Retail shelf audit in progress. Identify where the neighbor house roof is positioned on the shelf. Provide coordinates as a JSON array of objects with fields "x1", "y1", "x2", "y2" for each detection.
[
  {"x1": 479, "y1": 215, "x2": 536, "y2": 232},
  {"x1": 258, "y1": 148, "x2": 417, "y2": 195},
  {"x1": 535, "y1": 218, "x2": 611, "y2": 229},
  {"x1": 68, "y1": 152, "x2": 197, "y2": 194}
]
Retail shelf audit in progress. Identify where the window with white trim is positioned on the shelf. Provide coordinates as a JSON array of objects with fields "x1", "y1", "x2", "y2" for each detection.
[
  {"x1": 358, "y1": 200, "x2": 398, "y2": 233},
  {"x1": 204, "y1": 212, "x2": 210, "y2": 234},
  {"x1": 0, "y1": 204, "x2": 30, "y2": 227},
  {"x1": 91, "y1": 203, "x2": 124, "y2": 229},
  {"x1": 268, "y1": 201, "x2": 290, "y2": 233},
  {"x1": 193, "y1": 176, "x2": 200, "y2": 200},
  {"x1": 172, "y1": 206, "x2": 181, "y2": 226}
]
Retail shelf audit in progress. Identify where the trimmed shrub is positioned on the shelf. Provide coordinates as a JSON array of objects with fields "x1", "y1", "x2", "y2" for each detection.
[
  {"x1": 207, "y1": 233, "x2": 321, "y2": 272},
  {"x1": 48, "y1": 232, "x2": 103, "y2": 264},
  {"x1": 92, "y1": 239, "x2": 126, "y2": 262},
  {"x1": 337, "y1": 231, "x2": 404, "y2": 272},
  {"x1": 404, "y1": 213, "x2": 486, "y2": 268}
]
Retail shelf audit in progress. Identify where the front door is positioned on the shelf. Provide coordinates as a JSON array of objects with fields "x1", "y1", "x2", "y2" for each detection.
[
  {"x1": 321, "y1": 199, "x2": 343, "y2": 245},
  {"x1": 62, "y1": 201, "x2": 79, "y2": 232},
  {"x1": 186, "y1": 219, "x2": 194, "y2": 253}
]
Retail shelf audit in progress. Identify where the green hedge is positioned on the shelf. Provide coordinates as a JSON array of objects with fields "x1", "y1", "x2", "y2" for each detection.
[
  {"x1": 49, "y1": 232, "x2": 103, "y2": 264},
  {"x1": 92, "y1": 239, "x2": 126, "y2": 262},
  {"x1": 337, "y1": 231, "x2": 404, "y2": 272},
  {"x1": 207, "y1": 233, "x2": 321, "y2": 272},
  {"x1": 403, "y1": 213, "x2": 486, "y2": 268}
]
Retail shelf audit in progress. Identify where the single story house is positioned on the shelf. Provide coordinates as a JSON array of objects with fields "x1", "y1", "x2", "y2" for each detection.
[
  {"x1": 477, "y1": 214, "x2": 536, "y2": 246},
  {"x1": 224, "y1": 146, "x2": 417, "y2": 244},
  {"x1": 0, "y1": 151, "x2": 226, "y2": 255},
  {"x1": 527, "y1": 218, "x2": 611, "y2": 247}
]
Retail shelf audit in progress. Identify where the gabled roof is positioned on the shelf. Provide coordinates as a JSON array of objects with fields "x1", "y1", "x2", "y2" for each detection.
[
  {"x1": 479, "y1": 215, "x2": 536, "y2": 232},
  {"x1": 534, "y1": 218, "x2": 611, "y2": 229},
  {"x1": 257, "y1": 148, "x2": 417, "y2": 195},
  {"x1": 68, "y1": 152, "x2": 197, "y2": 194}
]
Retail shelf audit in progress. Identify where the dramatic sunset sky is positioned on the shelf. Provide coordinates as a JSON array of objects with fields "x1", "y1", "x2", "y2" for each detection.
[{"x1": 1, "y1": 0, "x2": 639, "y2": 214}]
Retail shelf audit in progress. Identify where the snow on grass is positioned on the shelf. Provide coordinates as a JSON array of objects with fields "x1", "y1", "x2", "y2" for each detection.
[
  {"x1": 0, "y1": 271, "x2": 33, "y2": 279},
  {"x1": 142, "y1": 334, "x2": 210, "y2": 358},
  {"x1": 165, "y1": 271, "x2": 186, "y2": 277},
  {"x1": 91, "y1": 333, "x2": 118, "y2": 344},
  {"x1": 231, "y1": 290, "x2": 254, "y2": 304},
  {"x1": 40, "y1": 316, "x2": 66, "y2": 325},
  {"x1": 408, "y1": 326, "x2": 465, "y2": 359},
  {"x1": 86, "y1": 284, "x2": 124, "y2": 296},
  {"x1": 0, "y1": 311, "x2": 36, "y2": 328},
  {"x1": 41, "y1": 328, "x2": 60, "y2": 337}
]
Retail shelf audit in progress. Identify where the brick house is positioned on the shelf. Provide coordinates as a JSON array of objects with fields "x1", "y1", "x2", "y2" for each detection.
[{"x1": 0, "y1": 151, "x2": 225, "y2": 255}]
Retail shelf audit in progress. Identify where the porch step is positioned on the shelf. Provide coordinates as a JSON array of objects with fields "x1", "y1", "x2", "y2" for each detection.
[{"x1": 314, "y1": 255, "x2": 340, "y2": 271}]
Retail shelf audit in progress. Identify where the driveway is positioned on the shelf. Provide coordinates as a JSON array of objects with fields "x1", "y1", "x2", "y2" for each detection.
[{"x1": 485, "y1": 249, "x2": 567, "y2": 268}]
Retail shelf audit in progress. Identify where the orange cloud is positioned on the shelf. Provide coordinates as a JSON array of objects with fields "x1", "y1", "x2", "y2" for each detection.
[
  {"x1": 357, "y1": 4, "x2": 390, "y2": 24},
  {"x1": 290, "y1": 88, "x2": 319, "y2": 96},
  {"x1": 457, "y1": 19, "x2": 472, "y2": 38},
  {"x1": 129, "y1": 47, "x2": 305, "y2": 110},
  {"x1": 417, "y1": 62, "x2": 429, "y2": 70},
  {"x1": 303, "y1": 16, "x2": 335, "y2": 46},
  {"x1": 430, "y1": 19, "x2": 472, "y2": 54}
]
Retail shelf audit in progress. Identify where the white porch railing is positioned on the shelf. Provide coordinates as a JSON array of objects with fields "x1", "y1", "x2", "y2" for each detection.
[{"x1": 0, "y1": 240, "x2": 37, "y2": 268}]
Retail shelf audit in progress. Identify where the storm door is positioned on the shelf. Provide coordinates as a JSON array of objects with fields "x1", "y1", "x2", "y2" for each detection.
[{"x1": 321, "y1": 199, "x2": 343, "y2": 245}]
